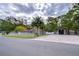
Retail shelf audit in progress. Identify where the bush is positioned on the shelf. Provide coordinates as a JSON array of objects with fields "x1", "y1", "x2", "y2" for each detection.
[{"x1": 15, "y1": 25, "x2": 26, "y2": 32}]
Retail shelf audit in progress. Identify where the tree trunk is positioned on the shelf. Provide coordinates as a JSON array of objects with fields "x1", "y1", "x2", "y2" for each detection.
[
  {"x1": 41, "y1": 28, "x2": 44, "y2": 35},
  {"x1": 74, "y1": 30, "x2": 78, "y2": 35},
  {"x1": 67, "y1": 29, "x2": 70, "y2": 35},
  {"x1": 64, "y1": 29, "x2": 67, "y2": 35},
  {"x1": 35, "y1": 28, "x2": 39, "y2": 37}
]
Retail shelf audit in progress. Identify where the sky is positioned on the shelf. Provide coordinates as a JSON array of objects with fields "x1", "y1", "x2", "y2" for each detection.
[{"x1": 0, "y1": 3, "x2": 73, "y2": 19}]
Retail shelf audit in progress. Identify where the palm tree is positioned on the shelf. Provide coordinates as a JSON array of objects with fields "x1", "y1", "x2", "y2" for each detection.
[{"x1": 31, "y1": 16, "x2": 45, "y2": 36}]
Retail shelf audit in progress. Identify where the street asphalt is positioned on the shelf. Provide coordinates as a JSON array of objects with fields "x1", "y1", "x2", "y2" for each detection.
[{"x1": 0, "y1": 35, "x2": 79, "y2": 56}]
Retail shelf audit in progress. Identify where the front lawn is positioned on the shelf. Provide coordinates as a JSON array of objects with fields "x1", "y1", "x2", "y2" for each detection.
[
  {"x1": 3, "y1": 34, "x2": 36, "y2": 39},
  {"x1": 1, "y1": 34, "x2": 47, "y2": 39}
]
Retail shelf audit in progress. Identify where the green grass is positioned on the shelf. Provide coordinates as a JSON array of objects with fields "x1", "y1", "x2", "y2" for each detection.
[
  {"x1": 4, "y1": 34, "x2": 36, "y2": 39},
  {"x1": 0, "y1": 44, "x2": 6, "y2": 46},
  {"x1": 1, "y1": 34, "x2": 47, "y2": 39}
]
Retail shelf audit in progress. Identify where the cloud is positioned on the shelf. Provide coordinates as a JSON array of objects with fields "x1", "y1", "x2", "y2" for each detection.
[
  {"x1": 43, "y1": 3, "x2": 72, "y2": 16},
  {"x1": 12, "y1": 3, "x2": 36, "y2": 14},
  {"x1": 0, "y1": 3, "x2": 73, "y2": 19}
]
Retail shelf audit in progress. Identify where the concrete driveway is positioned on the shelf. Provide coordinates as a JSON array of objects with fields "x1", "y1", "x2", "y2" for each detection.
[
  {"x1": 0, "y1": 35, "x2": 79, "y2": 56},
  {"x1": 34, "y1": 35, "x2": 79, "y2": 45}
]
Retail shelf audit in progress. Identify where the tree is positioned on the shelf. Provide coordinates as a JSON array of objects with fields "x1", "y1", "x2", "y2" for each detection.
[
  {"x1": 5, "y1": 16, "x2": 17, "y2": 24},
  {"x1": 72, "y1": 3, "x2": 79, "y2": 34},
  {"x1": 61, "y1": 17, "x2": 73, "y2": 34},
  {"x1": 39, "y1": 21, "x2": 45, "y2": 34},
  {"x1": 45, "y1": 17, "x2": 58, "y2": 32},
  {"x1": 72, "y1": 13, "x2": 79, "y2": 34},
  {"x1": 61, "y1": 9, "x2": 74, "y2": 35},
  {"x1": 27, "y1": 25, "x2": 32, "y2": 30},
  {"x1": 0, "y1": 19, "x2": 3, "y2": 32},
  {"x1": 17, "y1": 17, "x2": 24, "y2": 25},
  {"x1": 0, "y1": 20, "x2": 16, "y2": 34},
  {"x1": 31, "y1": 16, "x2": 45, "y2": 36}
]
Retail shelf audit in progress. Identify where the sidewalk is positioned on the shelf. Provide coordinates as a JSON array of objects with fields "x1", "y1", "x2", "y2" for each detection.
[{"x1": 33, "y1": 35, "x2": 79, "y2": 45}]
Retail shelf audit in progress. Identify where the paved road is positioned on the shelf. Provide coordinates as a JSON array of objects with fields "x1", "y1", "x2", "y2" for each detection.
[{"x1": 0, "y1": 35, "x2": 79, "y2": 56}]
